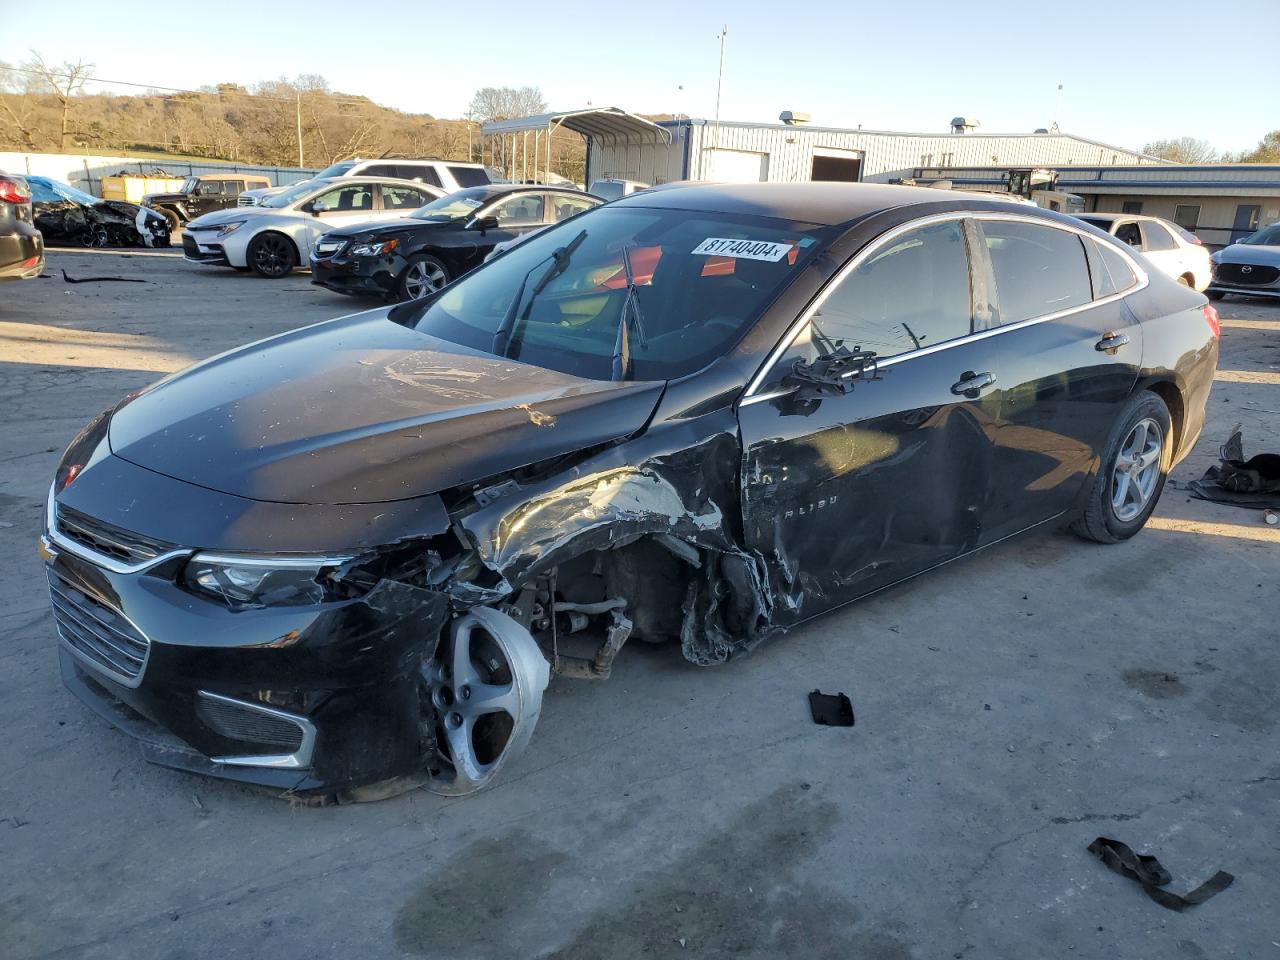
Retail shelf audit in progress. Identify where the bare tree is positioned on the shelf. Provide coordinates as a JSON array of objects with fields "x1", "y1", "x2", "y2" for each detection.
[
  {"x1": 1235, "y1": 130, "x2": 1280, "y2": 164},
  {"x1": 467, "y1": 86, "x2": 547, "y2": 123},
  {"x1": 24, "y1": 53, "x2": 95, "y2": 150},
  {"x1": 1142, "y1": 136, "x2": 1219, "y2": 164},
  {"x1": 0, "y1": 61, "x2": 43, "y2": 149}
]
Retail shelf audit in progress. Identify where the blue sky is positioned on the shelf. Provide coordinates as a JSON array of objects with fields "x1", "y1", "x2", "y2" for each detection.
[{"x1": 1, "y1": 0, "x2": 1269, "y2": 155}]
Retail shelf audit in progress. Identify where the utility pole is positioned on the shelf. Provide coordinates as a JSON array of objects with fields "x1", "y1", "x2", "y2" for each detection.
[
  {"x1": 1053, "y1": 83, "x2": 1063, "y2": 133},
  {"x1": 714, "y1": 24, "x2": 728, "y2": 148},
  {"x1": 295, "y1": 89, "x2": 304, "y2": 168}
]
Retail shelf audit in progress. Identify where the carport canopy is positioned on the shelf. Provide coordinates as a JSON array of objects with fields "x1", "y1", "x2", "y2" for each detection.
[{"x1": 481, "y1": 107, "x2": 671, "y2": 145}]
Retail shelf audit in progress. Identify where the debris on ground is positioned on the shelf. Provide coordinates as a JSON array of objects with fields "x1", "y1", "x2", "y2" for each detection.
[
  {"x1": 808, "y1": 690, "x2": 855, "y2": 727},
  {"x1": 1189, "y1": 425, "x2": 1280, "y2": 510},
  {"x1": 60, "y1": 269, "x2": 148, "y2": 284},
  {"x1": 1086, "y1": 836, "x2": 1234, "y2": 912}
]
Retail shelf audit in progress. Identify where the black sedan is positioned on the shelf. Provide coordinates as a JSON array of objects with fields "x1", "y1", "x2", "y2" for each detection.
[
  {"x1": 42, "y1": 183, "x2": 1218, "y2": 800},
  {"x1": 27, "y1": 176, "x2": 170, "y2": 248},
  {"x1": 310, "y1": 183, "x2": 600, "y2": 301}
]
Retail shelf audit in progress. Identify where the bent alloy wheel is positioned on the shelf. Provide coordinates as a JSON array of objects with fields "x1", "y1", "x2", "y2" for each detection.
[
  {"x1": 247, "y1": 232, "x2": 297, "y2": 278},
  {"x1": 419, "y1": 606, "x2": 550, "y2": 796},
  {"x1": 398, "y1": 255, "x2": 449, "y2": 301},
  {"x1": 80, "y1": 224, "x2": 109, "y2": 248},
  {"x1": 1071, "y1": 390, "x2": 1172, "y2": 544}
]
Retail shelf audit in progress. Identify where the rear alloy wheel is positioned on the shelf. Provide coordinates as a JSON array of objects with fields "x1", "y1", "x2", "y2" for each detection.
[
  {"x1": 247, "y1": 232, "x2": 298, "y2": 278},
  {"x1": 397, "y1": 255, "x2": 449, "y2": 302},
  {"x1": 418, "y1": 606, "x2": 550, "y2": 796},
  {"x1": 1071, "y1": 391, "x2": 1172, "y2": 543}
]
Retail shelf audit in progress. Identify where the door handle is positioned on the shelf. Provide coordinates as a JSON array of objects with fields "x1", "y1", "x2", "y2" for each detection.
[
  {"x1": 951, "y1": 371, "x2": 996, "y2": 397},
  {"x1": 1095, "y1": 332, "x2": 1131, "y2": 353}
]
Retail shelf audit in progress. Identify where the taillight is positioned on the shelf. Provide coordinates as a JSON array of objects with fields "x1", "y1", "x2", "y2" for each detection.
[
  {"x1": 1186, "y1": 234, "x2": 1202, "y2": 245},
  {"x1": 1203, "y1": 304, "x2": 1221, "y2": 339},
  {"x1": 0, "y1": 177, "x2": 29, "y2": 204}
]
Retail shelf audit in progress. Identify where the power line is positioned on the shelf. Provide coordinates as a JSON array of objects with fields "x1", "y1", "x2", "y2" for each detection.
[{"x1": 0, "y1": 64, "x2": 418, "y2": 112}]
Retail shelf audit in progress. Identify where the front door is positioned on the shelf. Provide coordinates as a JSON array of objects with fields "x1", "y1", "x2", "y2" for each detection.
[
  {"x1": 738, "y1": 217, "x2": 1002, "y2": 623},
  {"x1": 299, "y1": 181, "x2": 380, "y2": 247},
  {"x1": 977, "y1": 218, "x2": 1143, "y2": 539},
  {"x1": 192, "y1": 180, "x2": 224, "y2": 216}
]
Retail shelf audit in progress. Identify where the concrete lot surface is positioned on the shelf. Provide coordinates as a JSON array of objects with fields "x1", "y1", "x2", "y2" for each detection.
[{"x1": 1, "y1": 250, "x2": 1277, "y2": 959}]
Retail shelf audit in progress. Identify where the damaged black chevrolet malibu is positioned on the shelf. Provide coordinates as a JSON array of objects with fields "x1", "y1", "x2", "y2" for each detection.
[{"x1": 41, "y1": 182, "x2": 1219, "y2": 799}]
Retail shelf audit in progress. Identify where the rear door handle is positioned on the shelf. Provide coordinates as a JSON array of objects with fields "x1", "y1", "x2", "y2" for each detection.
[
  {"x1": 951, "y1": 371, "x2": 996, "y2": 397},
  {"x1": 1095, "y1": 332, "x2": 1131, "y2": 353}
]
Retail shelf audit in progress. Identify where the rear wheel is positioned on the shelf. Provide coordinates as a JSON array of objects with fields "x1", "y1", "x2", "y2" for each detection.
[
  {"x1": 247, "y1": 232, "x2": 298, "y2": 278},
  {"x1": 80, "y1": 224, "x2": 109, "y2": 248},
  {"x1": 1071, "y1": 391, "x2": 1172, "y2": 544},
  {"x1": 1206, "y1": 289, "x2": 1225, "y2": 301},
  {"x1": 397, "y1": 254, "x2": 449, "y2": 302}
]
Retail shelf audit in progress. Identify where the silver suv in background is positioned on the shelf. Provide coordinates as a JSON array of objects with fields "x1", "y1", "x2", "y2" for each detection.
[{"x1": 238, "y1": 159, "x2": 503, "y2": 207}]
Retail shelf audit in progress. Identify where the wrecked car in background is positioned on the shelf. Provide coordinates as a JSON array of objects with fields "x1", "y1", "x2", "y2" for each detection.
[
  {"x1": 41, "y1": 182, "x2": 1219, "y2": 800},
  {"x1": 27, "y1": 177, "x2": 171, "y2": 248}
]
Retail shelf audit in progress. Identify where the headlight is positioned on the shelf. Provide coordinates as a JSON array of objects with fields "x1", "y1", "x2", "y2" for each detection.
[
  {"x1": 214, "y1": 220, "x2": 247, "y2": 237},
  {"x1": 348, "y1": 238, "x2": 399, "y2": 257},
  {"x1": 183, "y1": 553, "x2": 353, "y2": 608}
]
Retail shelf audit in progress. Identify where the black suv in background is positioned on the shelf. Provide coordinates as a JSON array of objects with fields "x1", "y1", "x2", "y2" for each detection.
[
  {"x1": 0, "y1": 171, "x2": 44, "y2": 281},
  {"x1": 143, "y1": 173, "x2": 273, "y2": 232}
]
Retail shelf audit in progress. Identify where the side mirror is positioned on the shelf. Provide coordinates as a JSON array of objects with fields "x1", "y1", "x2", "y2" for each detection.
[
  {"x1": 308, "y1": 200, "x2": 329, "y2": 217},
  {"x1": 468, "y1": 215, "x2": 500, "y2": 232}
]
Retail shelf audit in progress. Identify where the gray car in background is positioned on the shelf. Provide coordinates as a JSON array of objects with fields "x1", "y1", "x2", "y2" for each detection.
[{"x1": 1209, "y1": 223, "x2": 1280, "y2": 300}]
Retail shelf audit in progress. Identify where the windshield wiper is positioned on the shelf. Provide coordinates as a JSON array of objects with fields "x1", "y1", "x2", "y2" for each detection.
[
  {"x1": 610, "y1": 244, "x2": 650, "y2": 381},
  {"x1": 491, "y1": 229, "x2": 587, "y2": 359}
]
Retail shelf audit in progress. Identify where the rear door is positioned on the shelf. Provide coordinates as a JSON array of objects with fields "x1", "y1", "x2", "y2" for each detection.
[
  {"x1": 978, "y1": 217, "x2": 1143, "y2": 539},
  {"x1": 737, "y1": 217, "x2": 1003, "y2": 622},
  {"x1": 376, "y1": 183, "x2": 436, "y2": 220}
]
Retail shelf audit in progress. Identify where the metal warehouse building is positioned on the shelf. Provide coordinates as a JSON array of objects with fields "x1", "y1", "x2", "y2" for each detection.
[
  {"x1": 481, "y1": 108, "x2": 1165, "y2": 188},
  {"x1": 913, "y1": 163, "x2": 1280, "y2": 247}
]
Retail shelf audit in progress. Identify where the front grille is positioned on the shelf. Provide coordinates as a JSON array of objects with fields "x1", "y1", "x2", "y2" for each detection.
[
  {"x1": 56, "y1": 505, "x2": 174, "y2": 566},
  {"x1": 195, "y1": 694, "x2": 305, "y2": 752},
  {"x1": 1216, "y1": 262, "x2": 1279, "y2": 285},
  {"x1": 237, "y1": 195, "x2": 258, "y2": 207},
  {"x1": 47, "y1": 568, "x2": 150, "y2": 683}
]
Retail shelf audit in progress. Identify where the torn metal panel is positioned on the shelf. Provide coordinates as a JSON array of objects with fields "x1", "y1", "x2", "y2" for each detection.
[{"x1": 453, "y1": 414, "x2": 775, "y2": 664}]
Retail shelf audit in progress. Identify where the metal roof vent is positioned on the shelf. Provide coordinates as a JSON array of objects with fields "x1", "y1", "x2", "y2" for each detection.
[
  {"x1": 950, "y1": 117, "x2": 980, "y2": 134},
  {"x1": 1033, "y1": 127, "x2": 1050, "y2": 134},
  {"x1": 779, "y1": 111, "x2": 811, "y2": 126}
]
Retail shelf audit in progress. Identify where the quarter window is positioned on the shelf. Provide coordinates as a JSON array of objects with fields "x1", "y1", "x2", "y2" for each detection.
[
  {"x1": 803, "y1": 219, "x2": 975, "y2": 361},
  {"x1": 1089, "y1": 239, "x2": 1138, "y2": 297},
  {"x1": 980, "y1": 220, "x2": 1092, "y2": 324},
  {"x1": 1142, "y1": 221, "x2": 1177, "y2": 251}
]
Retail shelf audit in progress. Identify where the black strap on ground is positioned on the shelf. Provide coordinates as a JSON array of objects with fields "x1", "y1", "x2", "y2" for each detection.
[
  {"x1": 1087, "y1": 837, "x2": 1234, "y2": 912},
  {"x1": 61, "y1": 269, "x2": 148, "y2": 284}
]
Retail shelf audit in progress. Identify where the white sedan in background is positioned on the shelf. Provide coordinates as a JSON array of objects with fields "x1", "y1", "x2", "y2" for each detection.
[
  {"x1": 1076, "y1": 212, "x2": 1212, "y2": 291},
  {"x1": 182, "y1": 177, "x2": 443, "y2": 278}
]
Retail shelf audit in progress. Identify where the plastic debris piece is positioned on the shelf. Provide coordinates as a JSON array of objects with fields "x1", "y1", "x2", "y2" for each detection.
[{"x1": 808, "y1": 689, "x2": 854, "y2": 727}]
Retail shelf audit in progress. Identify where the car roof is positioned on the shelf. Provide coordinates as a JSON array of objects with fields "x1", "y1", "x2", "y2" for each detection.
[
  {"x1": 611, "y1": 181, "x2": 1034, "y2": 226},
  {"x1": 197, "y1": 173, "x2": 271, "y2": 181}
]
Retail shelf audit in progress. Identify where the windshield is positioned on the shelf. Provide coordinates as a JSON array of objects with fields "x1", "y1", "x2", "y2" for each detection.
[
  {"x1": 181, "y1": 176, "x2": 198, "y2": 194},
  {"x1": 1078, "y1": 217, "x2": 1112, "y2": 231},
  {"x1": 314, "y1": 161, "x2": 358, "y2": 179},
  {"x1": 410, "y1": 188, "x2": 490, "y2": 221},
  {"x1": 262, "y1": 179, "x2": 334, "y2": 209},
  {"x1": 403, "y1": 205, "x2": 834, "y2": 381},
  {"x1": 1242, "y1": 224, "x2": 1280, "y2": 246}
]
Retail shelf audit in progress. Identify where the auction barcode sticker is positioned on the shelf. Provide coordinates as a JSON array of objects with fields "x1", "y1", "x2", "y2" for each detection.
[{"x1": 691, "y1": 238, "x2": 793, "y2": 262}]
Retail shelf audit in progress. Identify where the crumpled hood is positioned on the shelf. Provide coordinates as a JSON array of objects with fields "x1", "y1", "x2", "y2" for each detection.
[
  {"x1": 109, "y1": 310, "x2": 664, "y2": 505},
  {"x1": 1213, "y1": 243, "x2": 1280, "y2": 267}
]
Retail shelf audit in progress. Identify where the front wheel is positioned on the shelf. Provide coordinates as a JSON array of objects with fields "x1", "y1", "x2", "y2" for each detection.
[
  {"x1": 1071, "y1": 391, "x2": 1172, "y2": 544},
  {"x1": 396, "y1": 254, "x2": 449, "y2": 302},
  {"x1": 247, "y1": 232, "x2": 298, "y2": 278},
  {"x1": 159, "y1": 208, "x2": 181, "y2": 235}
]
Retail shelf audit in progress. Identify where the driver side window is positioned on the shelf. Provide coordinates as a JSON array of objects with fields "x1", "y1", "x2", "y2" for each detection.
[{"x1": 791, "y1": 219, "x2": 974, "y2": 368}]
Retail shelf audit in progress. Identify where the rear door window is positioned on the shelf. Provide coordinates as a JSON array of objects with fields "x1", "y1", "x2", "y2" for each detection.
[
  {"x1": 490, "y1": 193, "x2": 546, "y2": 226},
  {"x1": 380, "y1": 184, "x2": 432, "y2": 211},
  {"x1": 551, "y1": 194, "x2": 597, "y2": 221},
  {"x1": 1141, "y1": 221, "x2": 1177, "y2": 251},
  {"x1": 980, "y1": 220, "x2": 1092, "y2": 324},
  {"x1": 362, "y1": 163, "x2": 399, "y2": 178}
]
